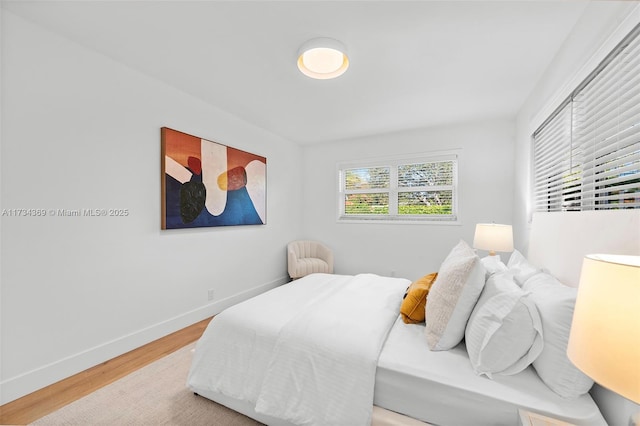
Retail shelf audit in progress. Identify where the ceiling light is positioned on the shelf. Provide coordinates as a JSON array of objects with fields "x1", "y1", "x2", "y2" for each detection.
[{"x1": 297, "y1": 38, "x2": 349, "y2": 80}]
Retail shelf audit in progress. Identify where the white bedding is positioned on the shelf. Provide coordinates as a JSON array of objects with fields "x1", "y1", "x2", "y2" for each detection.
[
  {"x1": 188, "y1": 273, "x2": 409, "y2": 426},
  {"x1": 375, "y1": 316, "x2": 607, "y2": 426}
]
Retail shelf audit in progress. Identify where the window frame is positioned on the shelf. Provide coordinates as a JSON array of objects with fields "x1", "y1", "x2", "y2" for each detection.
[{"x1": 337, "y1": 151, "x2": 460, "y2": 224}]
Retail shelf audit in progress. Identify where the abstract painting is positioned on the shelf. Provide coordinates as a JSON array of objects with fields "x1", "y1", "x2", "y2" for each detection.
[{"x1": 161, "y1": 127, "x2": 266, "y2": 229}]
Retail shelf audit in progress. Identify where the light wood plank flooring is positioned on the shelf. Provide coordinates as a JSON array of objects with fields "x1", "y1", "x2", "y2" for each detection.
[{"x1": 0, "y1": 317, "x2": 212, "y2": 425}]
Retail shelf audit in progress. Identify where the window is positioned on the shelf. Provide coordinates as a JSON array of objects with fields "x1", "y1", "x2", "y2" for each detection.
[
  {"x1": 338, "y1": 152, "x2": 458, "y2": 222},
  {"x1": 533, "y1": 24, "x2": 640, "y2": 212}
]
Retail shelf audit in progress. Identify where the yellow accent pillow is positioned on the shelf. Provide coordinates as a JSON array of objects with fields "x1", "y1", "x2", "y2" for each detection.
[{"x1": 400, "y1": 272, "x2": 438, "y2": 324}]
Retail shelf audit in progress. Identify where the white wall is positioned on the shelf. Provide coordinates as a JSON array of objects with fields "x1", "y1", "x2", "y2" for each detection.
[
  {"x1": 513, "y1": 4, "x2": 640, "y2": 425},
  {"x1": 301, "y1": 120, "x2": 515, "y2": 281},
  {"x1": 0, "y1": 11, "x2": 303, "y2": 404}
]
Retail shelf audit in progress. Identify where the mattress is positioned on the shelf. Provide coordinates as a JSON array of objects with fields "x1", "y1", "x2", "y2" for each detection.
[{"x1": 374, "y1": 317, "x2": 607, "y2": 426}]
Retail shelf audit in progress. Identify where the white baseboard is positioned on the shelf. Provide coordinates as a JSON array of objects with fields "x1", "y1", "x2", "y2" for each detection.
[{"x1": 0, "y1": 276, "x2": 288, "y2": 405}]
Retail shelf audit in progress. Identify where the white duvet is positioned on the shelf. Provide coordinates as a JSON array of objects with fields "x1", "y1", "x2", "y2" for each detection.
[{"x1": 187, "y1": 273, "x2": 409, "y2": 426}]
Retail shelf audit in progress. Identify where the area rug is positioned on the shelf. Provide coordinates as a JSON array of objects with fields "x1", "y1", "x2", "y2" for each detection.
[{"x1": 31, "y1": 343, "x2": 262, "y2": 426}]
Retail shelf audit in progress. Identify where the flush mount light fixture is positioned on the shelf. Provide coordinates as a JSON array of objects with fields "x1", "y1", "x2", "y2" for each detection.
[{"x1": 297, "y1": 37, "x2": 349, "y2": 80}]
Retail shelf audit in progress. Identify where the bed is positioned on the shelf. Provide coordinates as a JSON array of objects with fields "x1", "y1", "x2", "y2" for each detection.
[{"x1": 187, "y1": 210, "x2": 640, "y2": 426}]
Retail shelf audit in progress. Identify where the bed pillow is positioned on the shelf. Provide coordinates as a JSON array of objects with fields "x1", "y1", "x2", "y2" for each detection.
[
  {"x1": 507, "y1": 250, "x2": 542, "y2": 286},
  {"x1": 480, "y1": 255, "x2": 508, "y2": 278},
  {"x1": 523, "y1": 272, "x2": 594, "y2": 398},
  {"x1": 400, "y1": 272, "x2": 438, "y2": 324},
  {"x1": 465, "y1": 272, "x2": 543, "y2": 378},
  {"x1": 425, "y1": 240, "x2": 485, "y2": 351}
]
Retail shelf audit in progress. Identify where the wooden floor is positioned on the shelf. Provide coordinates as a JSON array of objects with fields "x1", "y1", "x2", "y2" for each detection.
[{"x1": 0, "y1": 317, "x2": 212, "y2": 425}]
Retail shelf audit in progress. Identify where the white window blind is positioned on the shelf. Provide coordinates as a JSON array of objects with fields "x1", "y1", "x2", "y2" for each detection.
[
  {"x1": 533, "y1": 24, "x2": 640, "y2": 212},
  {"x1": 338, "y1": 153, "x2": 458, "y2": 222}
]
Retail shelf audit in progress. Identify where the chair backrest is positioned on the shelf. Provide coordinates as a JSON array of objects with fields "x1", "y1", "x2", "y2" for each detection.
[{"x1": 288, "y1": 240, "x2": 328, "y2": 259}]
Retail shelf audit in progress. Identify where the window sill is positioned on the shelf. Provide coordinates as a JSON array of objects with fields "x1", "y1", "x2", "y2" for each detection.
[{"x1": 337, "y1": 216, "x2": 461, "y2": 225}]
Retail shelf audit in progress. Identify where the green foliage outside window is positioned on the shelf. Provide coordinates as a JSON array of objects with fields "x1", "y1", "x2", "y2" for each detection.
[
  {"x1": 398, "y1": 190, "x2": 452, "y2": 215},
  {"x1": 345, "y1": 194, "x2": 389, "y2": 214}
]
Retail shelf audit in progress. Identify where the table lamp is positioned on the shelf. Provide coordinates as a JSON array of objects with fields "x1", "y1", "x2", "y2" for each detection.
[
  {"x1": 567, "y1": 255, "x2": 640, "y2": 421},
  {"x1": 473, "y1": 223, "x2": 514, "y2": 256}
]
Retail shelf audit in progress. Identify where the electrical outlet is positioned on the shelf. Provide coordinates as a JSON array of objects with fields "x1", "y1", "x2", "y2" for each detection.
[
  {"x1": 207, "y1": 289, "x2": 215, "y2": 301},
  {"x1": 391, "y1": 270, "x2": 396, "y2": 277}
]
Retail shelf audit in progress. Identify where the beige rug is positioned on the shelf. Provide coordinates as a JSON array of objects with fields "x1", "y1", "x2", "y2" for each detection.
[{"x1": 31, "y1": 343, "x2": 262, "y2": 426}]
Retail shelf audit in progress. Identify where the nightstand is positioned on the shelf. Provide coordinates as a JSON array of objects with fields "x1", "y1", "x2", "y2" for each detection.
[{"x1": 518, "y1": 409, "x2": 576, "y2": 426}]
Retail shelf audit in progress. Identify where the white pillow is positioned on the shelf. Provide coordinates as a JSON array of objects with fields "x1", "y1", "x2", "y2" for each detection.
[
  {"x1": 425, "y1": 240, "x2": 485, "y2": 351},
  {"x1": 523, "y1": 272, "x2": 594, "y2": 398},
  {"x1": 507, "y1": 250, "x2": 542, "y2": 286},
  {"x1": 465, "y1": 272, "x2": 543, "y2": 378},
  {"x1": 480, "y1": 255, "x2": 508, "y2": 278}
]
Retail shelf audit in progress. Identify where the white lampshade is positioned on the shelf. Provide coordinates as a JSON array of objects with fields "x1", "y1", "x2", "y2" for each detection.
[
  {"x1": 473, "y1": 223, "x2": 514, "y2": 256},
  {"x1": 567, "y1": 254, "x2": 640, "y2": 403},
  {"x1": 297, "y1": 38, "x2": 349, "y2": 80}
]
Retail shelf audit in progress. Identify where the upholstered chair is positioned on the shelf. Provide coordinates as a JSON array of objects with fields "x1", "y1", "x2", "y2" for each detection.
[{"x1": 287, "y1": 240, "x2": 334, "y2": 279}]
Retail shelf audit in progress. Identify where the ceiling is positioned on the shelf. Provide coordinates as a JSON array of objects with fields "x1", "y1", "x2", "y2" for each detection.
[{"x1": 2, "y1": 1, "x2": 636, "y2": 144}]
